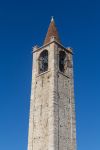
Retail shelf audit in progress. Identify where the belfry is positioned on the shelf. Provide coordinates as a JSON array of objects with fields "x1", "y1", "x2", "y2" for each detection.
[{"x1": 28, "y1": 18, "x2": 76, "y2": 150}]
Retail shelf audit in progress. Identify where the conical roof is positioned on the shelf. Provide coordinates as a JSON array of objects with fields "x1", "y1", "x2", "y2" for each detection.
[{"x1": 44, "y1": 17, "x2": 61, "y2": 45}]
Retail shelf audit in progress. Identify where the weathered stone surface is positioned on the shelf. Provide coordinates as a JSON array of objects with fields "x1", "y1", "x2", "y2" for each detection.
[{"x1": 27, "y1": 40, "x2": 76, "y2": 150}]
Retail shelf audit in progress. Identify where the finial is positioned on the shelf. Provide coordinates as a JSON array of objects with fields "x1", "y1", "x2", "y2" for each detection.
[
  {"x1": 51, "y1": 16, "x2": 54, "y2": 22},
  {"x1": 33, "y1": 45, "x2": 38, "y2": 51},
  {"x1": 67, "y1": 47, "x2": 73, "y2": 52}
]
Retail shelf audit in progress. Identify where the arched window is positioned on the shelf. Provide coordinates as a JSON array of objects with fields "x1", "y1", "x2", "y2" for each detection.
[
  {"x1": 39, "y1": 50, "x2": 48, "y2": 74},
  {"x1": 59, "y1": 51, "x2": 66, "y2": 73}
]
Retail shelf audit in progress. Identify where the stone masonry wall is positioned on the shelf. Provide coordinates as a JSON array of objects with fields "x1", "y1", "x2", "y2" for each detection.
[{"x1": 27, "y1": 42, "x2": 76, "y2": 150}]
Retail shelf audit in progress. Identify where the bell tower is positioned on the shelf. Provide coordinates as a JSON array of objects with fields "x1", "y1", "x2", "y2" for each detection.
[{"x1": 28, "y1": 18, "x2": 76, "y2": 150}]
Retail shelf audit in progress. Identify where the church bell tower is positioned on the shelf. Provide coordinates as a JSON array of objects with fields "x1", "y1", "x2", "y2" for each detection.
[{"x1": 28, "y1": 18, "x2": 76, "y2": 150}]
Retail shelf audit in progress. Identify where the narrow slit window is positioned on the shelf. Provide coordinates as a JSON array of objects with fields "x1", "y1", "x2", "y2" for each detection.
[{"x1": 59, "y1": 51, "x2": 66, "y2": 73}]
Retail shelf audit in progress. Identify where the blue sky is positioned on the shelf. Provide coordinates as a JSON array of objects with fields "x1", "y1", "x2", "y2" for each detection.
[{"x1": 0, "y1": 0, "x2": 99, "y2": 150}]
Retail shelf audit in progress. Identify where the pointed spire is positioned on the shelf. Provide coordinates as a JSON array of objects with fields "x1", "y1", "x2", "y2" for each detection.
[{"x1": 43, "y1": 17, "x2": 61, "y2": 45}]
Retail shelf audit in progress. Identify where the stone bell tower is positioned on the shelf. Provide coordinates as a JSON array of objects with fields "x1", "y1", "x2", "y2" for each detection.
[{"x1": 28, "y1": 17, "x2": 76, "y2": 150}]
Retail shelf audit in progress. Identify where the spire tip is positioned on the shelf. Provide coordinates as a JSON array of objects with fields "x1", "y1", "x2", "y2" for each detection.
[{"x1": 51, "y1": 16, "x2": 54, "y2": 22}]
